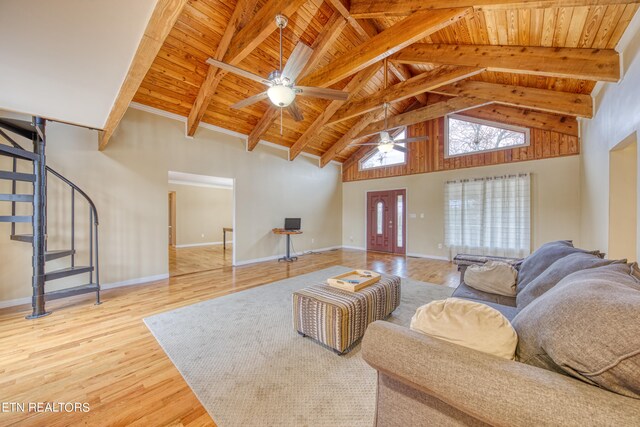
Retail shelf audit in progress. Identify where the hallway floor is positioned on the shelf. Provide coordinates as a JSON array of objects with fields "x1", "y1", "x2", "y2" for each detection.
[{"x1": 169, "y1": 244, "x2": 233, "y2": 276}]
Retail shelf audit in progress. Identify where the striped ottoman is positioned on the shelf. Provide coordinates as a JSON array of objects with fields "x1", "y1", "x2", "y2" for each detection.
[{"x1": 292, "y1": 274, "x2": 401, "y2": 354}]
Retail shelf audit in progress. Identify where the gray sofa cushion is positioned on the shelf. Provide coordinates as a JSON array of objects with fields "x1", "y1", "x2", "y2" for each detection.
[
  {"x1": 452, "y1": 282, "x2": 517, "y2": 308},
  {"x1": 512, "y1": 263, "x2": 640, "y2": 399},
  {"x1": 516, "y1": 252, "x2": 624, "y2": 309},
  {"x1": 516, "y1": 240, "x2": 597, "y2": 292},
  {"x1": 481, "y1": 302, "x2": 519, "y2": 322}
]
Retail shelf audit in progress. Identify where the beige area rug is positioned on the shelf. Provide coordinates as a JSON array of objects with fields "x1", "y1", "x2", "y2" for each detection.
[{"x1": 144, "y1": 266, "x2": 453, "y2": 427}]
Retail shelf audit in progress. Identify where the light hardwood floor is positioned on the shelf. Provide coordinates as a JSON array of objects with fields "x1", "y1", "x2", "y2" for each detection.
[
  {"x1": 169, "y1": 244, "x2": 233, "y2": 277},
  {"x1": 0, "y1": 249, "x2": 458, "y2": 426}
]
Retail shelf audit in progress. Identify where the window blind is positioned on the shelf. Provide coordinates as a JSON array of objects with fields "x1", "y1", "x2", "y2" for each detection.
[{"x1": 444, "y1": 173, "x2": 531, "y2": 259}]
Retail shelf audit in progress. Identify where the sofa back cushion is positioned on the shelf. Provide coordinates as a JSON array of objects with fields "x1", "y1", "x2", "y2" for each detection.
[
  {"x1": 465, "y1": 261, "x2": 518, "y2": 297},
  {"x1": 516, "y1": 252, "x2": 624, "y2": 309},
  {"x1": 516, "y1": 240, "x2": 597, "y2": 293},
  {"x1": 512, "y1": 263, "x2": 640, "y2": 399}
]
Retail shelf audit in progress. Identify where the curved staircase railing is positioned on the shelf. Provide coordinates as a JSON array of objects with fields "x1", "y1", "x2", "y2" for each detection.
[{"x1": 0, "y1": 117, "x2": 100, "y2": 318}]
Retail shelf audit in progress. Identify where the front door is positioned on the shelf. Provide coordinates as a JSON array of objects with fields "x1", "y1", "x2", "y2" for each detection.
[{"x1": 367, "y1": 189, "x2": 406, "y2": 255}]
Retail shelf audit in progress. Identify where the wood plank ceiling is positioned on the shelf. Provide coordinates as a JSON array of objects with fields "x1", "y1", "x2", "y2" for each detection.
[{"x1": 130, "y1": 0, "x2": 639, "y2": 163}]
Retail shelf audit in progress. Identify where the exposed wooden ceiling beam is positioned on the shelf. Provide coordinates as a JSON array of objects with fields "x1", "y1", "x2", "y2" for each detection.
[
  {"x1": 289, "y1": 64, "x2": 381, "y2": 160},
  {"x1": 300, "y1": 14, "x2": 349, "y2": 79},
  {"x1": 393, "y1": 44, "x2": 621, "y2": 82},
  {"x1": 327, "y1": 66, "x2": 483, "y2": 124},
  {"x1": 327, "y1": 1, "x2": 427, "y2": 106},
  {"x1": 354, "y1": 96, "x2": 491, "y2": 139},
  {"x1": 388, "y1": 63, "x2": 428, "y2": 105},
  {"x1": 350, "y1": 0, "x2": 640, "y2": 19},
  {"x1": 247, "y1": 108, "x2": 280, "y2": 151},
  {"x1": 186, "y1": 0, "x2": 258, "y2": 137},
  {"x1": 222, "y1": 0, "x2": 306, "y2": 64},
  {"x1": 98, "y1": 0, "x2": 188, "y2": 150},
  {"x1": 460, "y1": 104, "x2": 579, "y2": 136},
  {"x1": 432, "y1": 81, "x2": 594, "y2": 118},
  {"x1": 326, "y1": 1, "x2": 428, "y2": 107},
  {"x1": 319, "y1": 111, "x2": 382, "y2": 167},
  {"x1": 299, "y1": 8, "x2": 472, "y2": 88},
  {"x1": 186, "y1": 0, "x2": 305, "y2": 137},
  {"x1": 326, "y1": 0, "x2": 378, "y2": 40},
  {"x1": 246, "y1": 12, "x2": 348, "y2": 151}
]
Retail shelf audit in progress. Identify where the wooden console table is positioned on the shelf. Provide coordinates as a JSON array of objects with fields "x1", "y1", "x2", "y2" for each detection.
[
  {"x1": 272, "y1": 228, "x2": 302, "y2": 262},
  {"x1": 223, "y1": 227, "x2": 233, "y2": 250}
]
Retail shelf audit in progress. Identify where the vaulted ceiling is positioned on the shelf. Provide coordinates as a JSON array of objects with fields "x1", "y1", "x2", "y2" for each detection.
[{"x1": 104, "y1": 0, "x2": 639, "y2": 165}]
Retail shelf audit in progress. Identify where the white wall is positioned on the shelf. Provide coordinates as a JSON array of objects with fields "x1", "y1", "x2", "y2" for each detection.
[
  {"x1": 580, "y1": 11, "x2": 640, "y2": 258},
  {"x1": 0, "y1": 107, "x2": 342, "y2": 304},
  {"x1": 168, "y1": 183, "x2": 233, "y2": 246},
  {"x1": 0, "y1": 0, "x2": 156, "y2": 128},
  {"x1": 343, "y1": 156, "x2": 583, "y2": 260}
]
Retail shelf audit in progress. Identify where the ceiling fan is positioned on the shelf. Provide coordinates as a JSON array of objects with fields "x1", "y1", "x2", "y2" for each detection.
[
  {"x1": 348, "y1": 60, "x2": 428, "y2": 154},
  {"x1": 206, "y1": 14, "x2": 349, "y2": 125},
  {"x1": 348, "y1": 102, "x2": 429, "y2": 154}
]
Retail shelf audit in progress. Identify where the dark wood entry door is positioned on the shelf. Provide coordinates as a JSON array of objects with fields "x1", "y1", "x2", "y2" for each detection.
[{"x1": 367, "y1": 189, "x2": 406, "y2": 255}]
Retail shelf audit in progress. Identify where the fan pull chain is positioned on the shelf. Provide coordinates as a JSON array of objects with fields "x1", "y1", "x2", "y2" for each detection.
[{"x1": 280, "y1": 108, "x2": 283, "y2": 135}]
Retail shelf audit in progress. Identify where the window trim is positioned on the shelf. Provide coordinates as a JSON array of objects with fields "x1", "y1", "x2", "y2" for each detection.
[
  {"x1": 444, "y1": 114, "x2": 531, "y2": 159},
  {"x1": 358, "y1": 127, "x2": 408, "y2": 171}
]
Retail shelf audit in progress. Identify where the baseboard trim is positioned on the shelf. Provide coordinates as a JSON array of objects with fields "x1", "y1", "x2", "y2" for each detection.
[
  {"x1": 0, "y1": 295, "x2": 31, "y2": 309},
  {"x1": 234, "y1": 246, "x2": 342, "y2": 266},
  {"x1": 406, "y1": 252, "x2": 450, "y2": 262},
  {"x1": 101, "y1": 274, "x2": 170, "y2": 290},
  {"x1": 341, "y1": 245, "x2": 366, "y2": 251},
  {"x1": 0, "y1": 274, "x2": 171, "y2": 309},
  {"x1": 175, "y1": 241, "x2": 226, "y2": 248}
]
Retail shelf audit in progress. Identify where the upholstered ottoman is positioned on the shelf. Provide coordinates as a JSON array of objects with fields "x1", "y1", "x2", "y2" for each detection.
[{"x1": 292, "y1": 274, "x2": 401, "y2": 354}]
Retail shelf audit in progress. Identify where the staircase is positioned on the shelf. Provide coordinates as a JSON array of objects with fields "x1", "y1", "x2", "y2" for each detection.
[{"x1": 0, "y1": 116, "x2": 100, "y2": 318}]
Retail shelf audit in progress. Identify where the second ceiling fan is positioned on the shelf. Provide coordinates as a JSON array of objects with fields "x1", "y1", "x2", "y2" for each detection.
[
  {"x1": 348, "y1": 102, "x2": 429, "y2": 154},
  {"x1": 207, "y1": 14, "x2": 348, "y2": 124},
  {"x1": 349, "y1": 60, "x2": 429, "y2": 154}
]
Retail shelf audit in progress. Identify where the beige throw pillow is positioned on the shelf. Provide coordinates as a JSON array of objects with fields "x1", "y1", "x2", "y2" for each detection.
[
  {"x1": 465, "y1": 261, "x2": 518, "y2": 297},
  {"x1": 410, "y1": 298, "x2": 518, "y2": 360}
]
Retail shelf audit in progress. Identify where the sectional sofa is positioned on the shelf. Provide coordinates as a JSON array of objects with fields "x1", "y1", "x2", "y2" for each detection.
[{"x1": 362, "y1": 241, "x2": 640, "y2": 426}]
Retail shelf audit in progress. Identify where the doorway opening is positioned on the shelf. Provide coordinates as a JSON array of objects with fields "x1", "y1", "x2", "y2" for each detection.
[
  {"x1": 609, "y1": 133, "x2": 637, "y2": 261},
  {"x1": 167, "y1": 171, "x2": 235, "y2": 276},
  {"x1": 366, "y1": 189, "x2": 406, "y2": 255}
]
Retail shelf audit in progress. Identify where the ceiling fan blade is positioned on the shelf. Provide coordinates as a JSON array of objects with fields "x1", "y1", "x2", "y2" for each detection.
[
  {"x1": 348, "y1": 142, "x2": 384, "y2": 146},
  {"x1": 287, "y1": 101, "x2": 304, "y2": 122},
  {"x1": 282, "y1": 42, "x2": 314, "y2": 81},
  {"x1": 230, "y1": 92, "x2": 269, "y2": 110},
  {"x1": 296, "y1": 86, "x2": 349, "y2": 101},
  {"x1": 394, "y1": 137, "x2": 430, "y2": 144},
  {"x1": 206, "y1": 58, "x2": 271, "y2": 85},
  {"x1": 393, "y1": 145, "x2": 408, "y2": 153}
]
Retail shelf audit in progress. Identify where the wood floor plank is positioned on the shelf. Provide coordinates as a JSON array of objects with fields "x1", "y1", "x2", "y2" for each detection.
[
  {"x1": 0, "y1": 248, "x2": 458, "y2": 425},
  {"x1": 169, "y1": 244, "x2": 233, "y2": 276}
]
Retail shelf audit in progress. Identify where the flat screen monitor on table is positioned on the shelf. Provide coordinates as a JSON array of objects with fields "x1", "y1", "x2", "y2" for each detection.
[{"x1": 284, "y1": 218, "x2": 301, "y2": 231}]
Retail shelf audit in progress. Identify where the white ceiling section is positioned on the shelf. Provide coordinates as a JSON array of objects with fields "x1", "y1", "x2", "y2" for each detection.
[
  {"x1": 168, "y1": 171, "x2": 234, "y2": 190},
  {"x1": 0, "y1": 0, "x2": 157, "y2": 129}
]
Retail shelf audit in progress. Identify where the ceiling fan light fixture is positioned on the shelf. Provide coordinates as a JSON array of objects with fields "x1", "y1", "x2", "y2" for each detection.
[
  {"x1": 380, "y1": 131, "x2": 392, "y2": 144},
  {"x1": 378, "y1": 142, "x2": 395, "y2": 154},
  {"x1": 267, "y1": 84, "x2": 296, "y2": 107}
]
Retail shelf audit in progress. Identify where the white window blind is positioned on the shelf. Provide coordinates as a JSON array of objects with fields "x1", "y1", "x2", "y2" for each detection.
[{"x1": 444, "y1": 173, "x2": 531, "y2": 258}]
